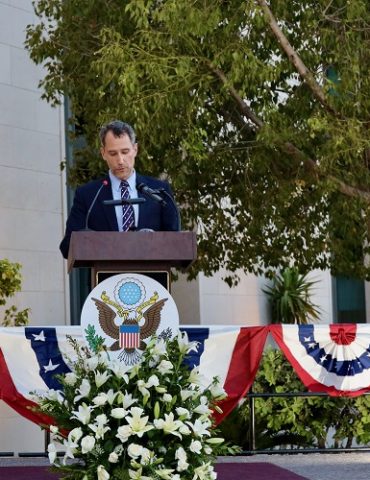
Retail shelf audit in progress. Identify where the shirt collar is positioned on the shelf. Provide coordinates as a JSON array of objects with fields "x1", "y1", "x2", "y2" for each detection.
[{"x1": 109, "y1": 170, "x2": 137, "y2": 191}]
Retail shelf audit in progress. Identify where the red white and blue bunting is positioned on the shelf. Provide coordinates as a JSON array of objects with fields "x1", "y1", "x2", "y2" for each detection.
[
  {"x1": 270, "y1": 324, "x2": 370, "y2": 396},
  {"x1": 1, "y1": 324, "x2": 370, "y2": 427}
]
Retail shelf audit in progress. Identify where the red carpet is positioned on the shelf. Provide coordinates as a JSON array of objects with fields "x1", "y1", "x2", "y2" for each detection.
[
  {"x1": 0, "y1": 462, "x2": 309, "y2": 480},
  {"x1": 216, "y1": 462, "x2": 309, "y2": 479}
]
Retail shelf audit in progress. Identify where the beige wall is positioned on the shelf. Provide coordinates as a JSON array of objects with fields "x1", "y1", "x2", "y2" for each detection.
[{"x1": 0, "y1": 0, "x2": 68, "y2": 454}]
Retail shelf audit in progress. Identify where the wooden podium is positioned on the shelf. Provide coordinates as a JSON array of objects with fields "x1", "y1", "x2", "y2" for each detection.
[{"x1": 67, "y1": 231, "x2": 197, "y2": 291}]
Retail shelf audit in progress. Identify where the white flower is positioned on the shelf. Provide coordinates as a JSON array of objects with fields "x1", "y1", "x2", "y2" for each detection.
[
  {"x1": 74, "y1": 379, "x2": 91, "y2": 402},
  {"x1": 154, "y1": 412, "x2": 182, "y2": 438},
  {"x1": 126, "y1": 407, "x2": 153, "y2": 437},
  {"x1": 162, "y1": 393, "x2": 172, "y2": 403},
  {"x1": 89, "y1": 414, "x2": 110, "y2": 439},
  {"x1": 176, "y1": 407, "x2": 190, "y2": 419},
  {"x1": 93, "y1": 392, "x2": 109, "y2": 406},
  {"x1": 116, "y1": 425, "x2": 132, "y2": 443},
  {"x1": 68, "y1": 427, "x2": 83, "y2": 443},
  {"x1": 137, "y1": 374, "x2": 159, "y2": 397},
  {"x1": 146, "y1": 374, "x2": 160, "y2": 387},
  {"x1": 188, "y1": 418, "x2": 212, "y2": 437},
  {"x1": 155, "y1": 468, "x2": 175, "y2": 479},
  {"x1": 190, "y1": 439, "x2": 202, "y2": 454},
  {"x1": 150, "y1": 338, "x2": 167, "y2": 356},
  {"x1": 157, "y1": 360, "x2": 173, "y2": 375},
  {"x1": 47, "y1": 389, "x2": 64, "y2": 403},
  {"x1": 64, "y1": 372, "x2": 77, "y2": 386},
  {"x1": 47, "y1": 442, "x2": 57, "y2": 464},
  {"x1": 106, "y1": 389, "x2": 117, "y2": 405},
  {"x1": 193, "y1": 396, "x2": 211, "y2": 415},
  {"x1": 63, "y1": 436, "x2": 79, "y2": 462},
  {"x1": 95, "y1": 370, "x2": 111, "y2": 388},
  {"x1": 175, "y1": 447, "x2": 189, "y2": 472},
  {"x1": 72, "y1": 403, "x2": 92, "y2": 425},
  {"x1": 177, "y1": 331, "x2": 198, "y2": 354},
  {"x1": 209, "y1": 382, "x2": 226, "y2": 399},
  {"x1": 85, "y1": 356, "x2": 99, "y2": 371},
  {"x1": 127, "y1": 443, "x2": 143, "y2": 459},
  {"x1": 108, "y1": 452, "x2": 119, "y2": 463},
  {"x1": 81, "y1": 435, "x2": 96, "y2": 454},
  {"x1": 111, "y1": 407, "x2": 127, "y2": 419},
  {"x1": 180, "y1": 389, "x2": 197, "y2": 401},
  {"x1": 137, "y1": 380, "x2": 149, "y2": 398},
  {"x1": 121, "y1": 392, "x2": 138, "y2": 409},
  {"x1": 192, "y1": 462, "x2": 216, "y2": 480},
  {"x1": 97, "y1": 464, "x2": 110, "y2": 480},
  {"x1": 140, "y1": 448, "x2": 152, "y2": 465},
  {"x1": 50, "y1": 425, "x2": 59, "y2": 435},
  {"x1": 178, "y1": 423, "x2": 191, "y2": 435},
  {"x1": 128, "y1": 468, "x2": 152, "y2": 480},
  {"x1": 188, "y1": 367, "x2": 207, "y2": 387},
  {"x1": 109, "y1": 360, "x2": 129, "y2": 381}
]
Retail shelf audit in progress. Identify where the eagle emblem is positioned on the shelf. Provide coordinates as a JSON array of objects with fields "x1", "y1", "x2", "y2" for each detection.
[{"x1": 90, "y1": 278, "x2": 168, "y2": 364}]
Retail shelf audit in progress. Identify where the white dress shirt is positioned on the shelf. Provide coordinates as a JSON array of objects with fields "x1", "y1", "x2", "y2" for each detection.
[{"x1": 109, "y1": 170, "x2": 139, "y2": 230}]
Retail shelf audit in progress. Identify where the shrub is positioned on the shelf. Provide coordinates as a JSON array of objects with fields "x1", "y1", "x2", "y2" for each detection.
[{"x1": 0, "y1": 259, "x2": 29, "y2": 326}]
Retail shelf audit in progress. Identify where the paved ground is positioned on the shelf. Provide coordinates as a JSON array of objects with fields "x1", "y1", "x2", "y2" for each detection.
[
  {"x1": 218, "y1": 453, "x2": 370, "y2": 480},
  {"x1": 1, "y1": 453, "x2": 370, "y2": 479}
]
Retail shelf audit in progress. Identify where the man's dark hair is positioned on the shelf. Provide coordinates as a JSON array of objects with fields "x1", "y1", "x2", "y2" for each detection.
[{"x1": 99, "y1": 120, "x2": 137, "y2": 146}]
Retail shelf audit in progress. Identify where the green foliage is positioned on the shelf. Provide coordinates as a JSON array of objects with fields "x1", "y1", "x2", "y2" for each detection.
[
  {"x1": 221, "y1": 348, "x2": 370, "y2": 450},
  {"x1": 84, "y1": 323, "x2": 105, "y2": 353},
  {"x1": 0, "y1": 259, "x2": 30, "y2": 326},
  {"x1": 263, "y1": 267, "x2": 321, "y2": 324},
  {"x1": 25, "y1": 0, "x2": 370, "y2": 282}
]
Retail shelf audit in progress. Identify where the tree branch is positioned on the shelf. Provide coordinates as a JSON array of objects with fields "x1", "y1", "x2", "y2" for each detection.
[
  {"x1": 256, "y1": 0, "x2": 341, "y2": 118},
  {"x1": 206, "y1": 59, "x2": 370, "y2": 202}
]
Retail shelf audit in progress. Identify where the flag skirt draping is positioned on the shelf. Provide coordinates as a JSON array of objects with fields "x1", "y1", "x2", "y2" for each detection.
[{"x1": 1, "y1": 324, "x2": 370, "y2": 427}]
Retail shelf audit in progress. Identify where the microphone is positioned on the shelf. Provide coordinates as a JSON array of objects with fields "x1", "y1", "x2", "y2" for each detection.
[
  {"x1": 137, "y1": 183, "x2": 167, "y2": 205},
  {"x1": 103, "y1": 198, "x2": 146, "y2": 206},
  {"x1": 85, "y1": 179, "x2": 108, "y2": 230}
]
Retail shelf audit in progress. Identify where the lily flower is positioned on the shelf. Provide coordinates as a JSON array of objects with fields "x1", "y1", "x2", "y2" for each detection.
[
  {"x1": 72, "y1": 403, "x2": 92, "y2": 425},
  {"x1": 74, "y1": 379, "x2": 91, "y2": 402}
]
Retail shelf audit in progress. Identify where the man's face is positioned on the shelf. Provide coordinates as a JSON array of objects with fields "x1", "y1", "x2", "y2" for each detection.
[{"x1": 100, "y1": 131, "x2": 138, "y2": 180}]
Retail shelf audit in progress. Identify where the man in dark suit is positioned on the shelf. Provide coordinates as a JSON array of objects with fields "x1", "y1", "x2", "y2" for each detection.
[{"x1": 60, "y1": 120, "x2": 179, "y2": 259}]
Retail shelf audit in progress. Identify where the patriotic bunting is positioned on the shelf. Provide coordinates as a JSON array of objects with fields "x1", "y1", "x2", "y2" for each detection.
[
  {"x1": 270, "y1": 324, "x2": 370, "y2": 396},
  {"x1": 2, "y1": 324, "x2": 370, "y2": 429}
]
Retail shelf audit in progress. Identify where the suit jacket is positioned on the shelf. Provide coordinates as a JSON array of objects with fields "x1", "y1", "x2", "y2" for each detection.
[{"x1": 60, "y1": 173, "x2": 179, "y2": 259}]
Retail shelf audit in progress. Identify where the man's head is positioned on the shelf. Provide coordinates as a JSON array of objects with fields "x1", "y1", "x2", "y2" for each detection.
[{"x1": 99, "y1": 120, "x2": 138, "y2": 181}]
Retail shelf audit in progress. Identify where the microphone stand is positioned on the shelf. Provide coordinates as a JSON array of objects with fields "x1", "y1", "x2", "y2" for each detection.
[{"x1": 158, "y1": 189, "x2": 182, "y2": 231}]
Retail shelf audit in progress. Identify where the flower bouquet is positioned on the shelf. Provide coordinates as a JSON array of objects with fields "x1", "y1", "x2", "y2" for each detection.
[{"x1": 32, "y1": 332, "x2": 239, "y2": 479}]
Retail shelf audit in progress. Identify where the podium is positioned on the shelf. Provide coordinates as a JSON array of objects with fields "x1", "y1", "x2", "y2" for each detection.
[{"x1": 67, "y1": 231, "x2": 197, "y2": 291}]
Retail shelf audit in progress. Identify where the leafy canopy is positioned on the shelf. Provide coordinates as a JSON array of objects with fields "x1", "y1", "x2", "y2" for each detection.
[{"x1": 25, "y1": 0, "x2": 370, "y2": 283}]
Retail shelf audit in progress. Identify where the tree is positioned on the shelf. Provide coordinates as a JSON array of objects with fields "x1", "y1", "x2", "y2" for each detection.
[
  {"x1": 25, "y1": 0, "x2": 370, "y2": 284},
  {"x1": 0, "y1": 259, "x2": 29, "y2": 326}
]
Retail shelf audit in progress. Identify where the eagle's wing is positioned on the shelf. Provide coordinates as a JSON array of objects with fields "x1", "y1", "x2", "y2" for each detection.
[
  {"x1": 91, "y1": 298, "x2": 119, "y2": 340},
  {"x1": 140, "y1": 298, "x2": 168, "y2": 339}
]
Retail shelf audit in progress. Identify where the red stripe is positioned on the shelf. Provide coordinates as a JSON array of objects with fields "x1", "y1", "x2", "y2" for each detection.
[
  {"x1": 213, "y1": 326, "x2": 268, "y2": 424},
  {"x1": 0, "y1": 348, "x2": 55, "y2": 427},
  {"x1": 269, "y1": 324, "x2": 370, "y2": 397}
]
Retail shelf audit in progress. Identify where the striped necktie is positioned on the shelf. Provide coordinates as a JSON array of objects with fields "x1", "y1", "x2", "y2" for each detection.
[{"x1": 120, "y1": 180, "x2": 135, "y2": 231}]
